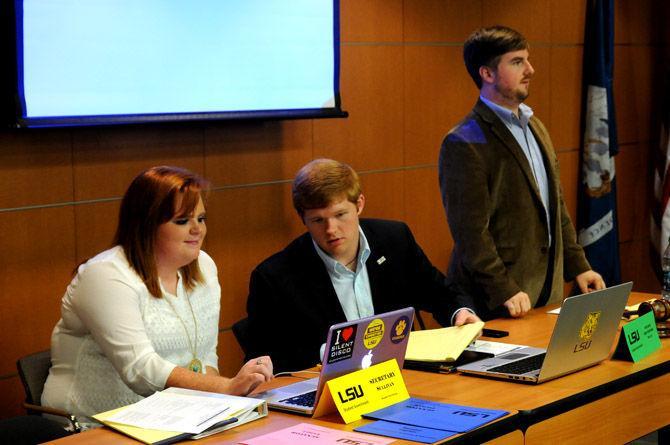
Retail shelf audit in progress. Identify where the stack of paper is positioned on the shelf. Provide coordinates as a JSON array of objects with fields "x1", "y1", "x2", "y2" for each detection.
[
  {"x1": 93, "y1": 387, "x2": 267, "y2": 444},
  {"x1": 405, "y1": 322, "x2": 484, "y2": 362}
]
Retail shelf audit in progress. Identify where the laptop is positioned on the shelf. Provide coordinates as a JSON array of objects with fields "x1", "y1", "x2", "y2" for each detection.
[
  {"x1": 252, "y1": 307, "x2": 414, "y2": 415},
  {"x1": 457, "y1": 282, "x2": 632, "y2": 384}
]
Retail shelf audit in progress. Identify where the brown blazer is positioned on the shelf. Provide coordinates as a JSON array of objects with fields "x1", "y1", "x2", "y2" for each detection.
[{"x1": 439, "y1": 100, "x2": 590, "y2": 319}]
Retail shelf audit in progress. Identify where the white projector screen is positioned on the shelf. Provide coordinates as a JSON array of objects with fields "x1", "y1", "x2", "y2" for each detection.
[{"x1": 11, "y1": 0, "x2": 343, "y2": 127}]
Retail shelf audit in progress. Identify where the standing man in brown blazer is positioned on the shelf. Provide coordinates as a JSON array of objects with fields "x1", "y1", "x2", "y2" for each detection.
[{"x1": 439, "y1": 26, "x2": 605, "y2": 321}]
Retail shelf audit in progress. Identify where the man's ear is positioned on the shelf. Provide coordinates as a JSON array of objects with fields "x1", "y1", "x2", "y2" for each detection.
[
  {"x1": 479, "y1": 65, "x2": 496, "y2": 85},
  {"x1": 356, "y1": 194, "x2": 365, "y2": 215}
]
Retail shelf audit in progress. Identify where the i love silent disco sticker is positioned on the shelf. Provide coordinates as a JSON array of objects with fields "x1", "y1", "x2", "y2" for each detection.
[{"x1": 327, "y1": 324, "x2": 358, "y2": 364}]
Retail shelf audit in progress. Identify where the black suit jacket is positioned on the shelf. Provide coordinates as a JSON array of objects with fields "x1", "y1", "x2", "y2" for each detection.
[{"x1": 245, "y1": 218, "x2": 475, "y2": 372}]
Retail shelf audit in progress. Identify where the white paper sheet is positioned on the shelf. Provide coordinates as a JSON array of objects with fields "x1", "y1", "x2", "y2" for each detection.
[{"x1": 106, "y1": 390, "x2": 254, "y2": 434}]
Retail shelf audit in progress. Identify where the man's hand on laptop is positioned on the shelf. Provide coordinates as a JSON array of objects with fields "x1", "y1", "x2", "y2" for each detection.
[
  {"x1": 504, "y1": 291, "x2": 531, "y2": 318},
  {"x1": 575, "y1": 270, "x2": 606, "y2": 293}
]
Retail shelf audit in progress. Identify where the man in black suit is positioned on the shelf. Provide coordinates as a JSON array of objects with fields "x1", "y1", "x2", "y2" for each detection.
[{"x1": 244, "y1": 159, "x2": 480, "y2": 372}]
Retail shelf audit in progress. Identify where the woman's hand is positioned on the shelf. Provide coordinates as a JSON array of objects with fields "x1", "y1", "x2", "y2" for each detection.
[{"x1": 228, "y1": 356, "x2": 274, "y2": 396}]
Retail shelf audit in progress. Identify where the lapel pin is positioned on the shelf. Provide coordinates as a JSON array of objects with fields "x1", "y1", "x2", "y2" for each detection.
[{"x1": 377, "y1": 256, "x2": 386, "y2": 265}]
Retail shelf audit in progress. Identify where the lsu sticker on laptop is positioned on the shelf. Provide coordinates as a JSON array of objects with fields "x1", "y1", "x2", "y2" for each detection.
[
  {"x1": 364, "y1": 318, "x2": 385, "y2": 349},
  {"x1": 390, "y1": 316, "x2": 410, "y2": 344},
  {"x1": 575, "y1": 311, "x2": 601, "y2": 352},
  {"x1": 327, "y1": 324, "x2": 357, "y2": 364}
]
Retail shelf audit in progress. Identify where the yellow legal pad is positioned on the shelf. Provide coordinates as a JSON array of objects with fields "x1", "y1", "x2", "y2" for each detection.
[{"x1": 405, "y1": 322, "x2": 484, "y2": 362}]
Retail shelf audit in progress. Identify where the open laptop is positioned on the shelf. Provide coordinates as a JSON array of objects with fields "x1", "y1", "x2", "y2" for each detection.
[
  {"x1": 252, "y1": 307, "x2": 414, "y2": 415},
  {"x1": 457, "y1": 282, "x2": 632, "y2": 384}
]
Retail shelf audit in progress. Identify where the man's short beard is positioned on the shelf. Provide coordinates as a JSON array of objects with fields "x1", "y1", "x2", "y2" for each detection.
[{"x1": 494, "y1": 83, "x2": 529, "y2": 103}]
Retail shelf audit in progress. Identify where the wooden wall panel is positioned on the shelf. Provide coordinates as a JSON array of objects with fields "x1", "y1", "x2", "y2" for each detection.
[
  {"x1": 314, "y1": 45, "x2": 405, "y2": 171},
  {"x1": 616, "y1": 145, "x2": 642, "y2": 243},
  {"x1": 403, "y1": 167, "x2": 453, "y2": 272},
  {"x1": 0, "y1": 376, "x2": 27, "y2": 419},
  {"x1": 615, "y1": 0, "x2": 658, "y2": 45},
  {"x1": 340, "y1": 0, "x2": 403, "y2": 43},
  {"x1": 549, "y1": 46, "x2": 583, "y2": 151},
  {"x1": 0, "y1": 207, "x2": 76, "y2": 375},
  {"x1": 0, "y1": 0, "x2": 663, "y2": 420},
  {"x1": 482, "y1": 0, "x2": 551, "y2": 42},
  {"x1": 523, "y1": 47, "x2": 551, "y2": 131},
  {"x1": 204, "y1": 120, "x2": 313, "y2": 186},
  {"x1": 0, "y1": 131, "x2": 72, "y2": 209},
  {"x1": 404, "y1": 46, "x2": 477, "y2": 166},
  {"x1": 403, "y1": 0, "x2": 482, "y2": 42},
  {"x1": 74, "y1": 201, "x2": 121, "y2": 263},
  {"x1": 72, "y1": 126, "x2": 205, "y2": 201},
  {"x1": 217, "y1": 330, "x2": 245, "y2": 379},
  {"x1": 629, "y1": 143, "x2": 653, "y2": 242},
  {"x1": 620, "y1": 239, "x2": 660, "y2": 293},
  {"x1": 613, "y1": 47, "x2": 637, "y2": 145},
  {"x1": 556, "y1": 150, "x2": 580, "y2": 224},
  {"x1": 359, "y1": 170, "x2": 405, "y2": 222},
  {"x1": 550, "y1": 0, "x2": 585, "y2": 44},
  {"x1": 631, "y1": 47, "x2": 655, "y2": 143},
  {"x1": 614, "y1": 46, "x2": 654, "y2": 145},
  {"x1": 205, "y1": 184, "x2": 304, "y2": 330}
]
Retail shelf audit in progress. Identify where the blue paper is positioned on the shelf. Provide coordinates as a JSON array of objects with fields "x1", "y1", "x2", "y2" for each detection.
[
  {"x1": 363, "y1": 397, "x2": 508, "y2": 433},
  {"x1": 355, "y1": 420, "x2": 456, "y2": 444}
]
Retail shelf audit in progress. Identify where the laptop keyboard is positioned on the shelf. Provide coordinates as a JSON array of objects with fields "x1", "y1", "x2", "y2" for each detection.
[
  {"x1": 278, "y1": 390, "x2": 317, "y2": 407},
  {"x1": 488, "y1": 353, "x2": 546, "y2": 375}
]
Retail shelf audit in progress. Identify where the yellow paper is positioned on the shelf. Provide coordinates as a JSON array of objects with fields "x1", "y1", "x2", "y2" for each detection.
[
  {"x1": 405, "y1": 321, "x2": 484, "y2": 362},
  {"x1": 325, "y1": 359, "x2": 409, "y2": 424},
  {"x1": 94, "y1": 406, "x2": 183, "y2": 444}
]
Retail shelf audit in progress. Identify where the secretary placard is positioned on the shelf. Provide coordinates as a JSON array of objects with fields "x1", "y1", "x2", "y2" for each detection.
[{"x1": 323, "y1": 359, "x2": 409, "y2": 423}]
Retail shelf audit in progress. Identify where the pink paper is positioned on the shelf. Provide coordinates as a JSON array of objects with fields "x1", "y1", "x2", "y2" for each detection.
[{"x1": 239, "y1": 422, "x2": 394, "y2": 445}]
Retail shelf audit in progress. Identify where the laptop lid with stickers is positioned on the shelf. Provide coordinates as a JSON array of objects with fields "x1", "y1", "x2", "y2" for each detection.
[{"x1": 253, "y1": 307, "x2": 414, "y2": 415}]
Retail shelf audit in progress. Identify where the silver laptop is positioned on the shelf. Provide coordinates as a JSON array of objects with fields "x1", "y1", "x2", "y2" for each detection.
[
  {"x1": 252, "y1": 307, "x2": 414, "y2": 415},
  {"x1": 457, "y1": 282, "x2": 632, "y2": 384}
]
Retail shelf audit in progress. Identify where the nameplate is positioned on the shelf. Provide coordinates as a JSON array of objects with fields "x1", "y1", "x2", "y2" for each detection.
[
  {"x1": 323, "y1": 359, "x2": 409, "y2": 424},
  {"x1": 614, "y1": 312, "x2": 661, "y2": 362}
]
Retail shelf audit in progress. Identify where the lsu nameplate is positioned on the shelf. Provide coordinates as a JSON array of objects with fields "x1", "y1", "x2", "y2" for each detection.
[{"x1": 324, "y1": 359, "x2": 409, "y2": 423}]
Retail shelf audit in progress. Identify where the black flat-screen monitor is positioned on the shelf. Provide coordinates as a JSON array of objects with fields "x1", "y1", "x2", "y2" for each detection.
[{"x1": 2, "y1": 0, "x2": 345, "y2": 128}]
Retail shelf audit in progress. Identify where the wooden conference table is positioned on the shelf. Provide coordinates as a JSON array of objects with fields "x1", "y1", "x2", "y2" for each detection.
[{"x1": 47, "y1": 292, "x2": 669, "y2": 445}]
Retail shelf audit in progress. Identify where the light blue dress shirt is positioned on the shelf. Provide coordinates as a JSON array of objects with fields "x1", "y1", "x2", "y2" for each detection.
[
  {"x1": 312, "y1": 226, "x2": 374, "y2": 321},
  {"x1": 480, "y1": 96, "x2": 551, "y2": 244}
]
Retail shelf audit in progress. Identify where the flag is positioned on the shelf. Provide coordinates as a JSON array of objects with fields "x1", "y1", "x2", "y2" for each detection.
[
  {"x1": 651, "y1": 67, "x2": 670, "y2": 276},
  {"x1": 576, "y1": 0, "x2": 621, "y2": 285}
]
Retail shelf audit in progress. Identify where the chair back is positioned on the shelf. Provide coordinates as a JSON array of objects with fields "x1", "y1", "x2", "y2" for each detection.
[{"x1": 16, "y1": 350, "x2": 51, "y2": 409}]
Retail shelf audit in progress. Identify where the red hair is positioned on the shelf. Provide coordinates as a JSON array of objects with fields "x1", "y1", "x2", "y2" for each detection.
[{"x1": 113, "y1": 166, "x2": 210, "y2": 298}]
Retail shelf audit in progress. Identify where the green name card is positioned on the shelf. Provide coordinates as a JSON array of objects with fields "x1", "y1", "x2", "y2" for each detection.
[{"x1": 614, "y1": 311, "x2": 662, "y2": 362}]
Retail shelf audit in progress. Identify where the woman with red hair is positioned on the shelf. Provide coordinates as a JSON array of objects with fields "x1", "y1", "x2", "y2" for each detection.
[{"x1": 42, "y1": 166, "x2": 272, "y2": 421}]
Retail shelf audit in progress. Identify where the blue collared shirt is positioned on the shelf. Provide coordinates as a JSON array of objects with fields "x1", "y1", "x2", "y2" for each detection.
[
  {"x1": 312, "y1": 226, "x2": 374, "y2": 321},
  {"x1": 314, "y1": 225, "x2": 473, "y2": 328},
  {"x1": 314, "y1": 225, "x2": 476, "y2": 361},
  {"x1": 480, "y1": 96, "x2": 551, "y2": 244}
]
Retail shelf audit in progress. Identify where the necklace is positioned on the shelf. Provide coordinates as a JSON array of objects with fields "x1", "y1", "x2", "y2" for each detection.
[
  {"x1": 343, "y1": 248, "x2": 359, "y2": 271},
  {"x1": 164, "y1": 283, "x2": 202, "y2": 373}
]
